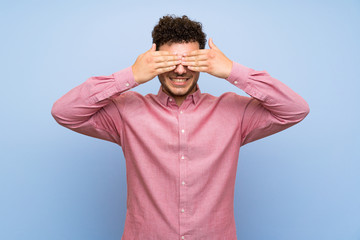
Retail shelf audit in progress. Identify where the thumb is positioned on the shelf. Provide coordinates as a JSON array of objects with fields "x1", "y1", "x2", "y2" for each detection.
[
  {"x1": 150, "y1": 43, "x2": 156, "y2": 51},
  {"x1": 209, "y1": 38, "x2": 218, "y2": 50}
]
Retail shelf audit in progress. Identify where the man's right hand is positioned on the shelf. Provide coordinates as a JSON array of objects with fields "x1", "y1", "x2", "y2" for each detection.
[{"x1": 131, "y1": 44, "x2": 182, "y2": 84}]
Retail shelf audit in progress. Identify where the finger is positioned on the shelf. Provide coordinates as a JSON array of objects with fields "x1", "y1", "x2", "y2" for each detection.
[
  {"x1": 152, "y1": 51, "x2": 176, "y2": 56},
  {"x1": 209, "y1": 38, "x2": 218, "y2": 50},
  {"x1": 182, "y1": 60, "x2": 208, "y2": 67},
  {"x1": 183, "y1": 49, "x2": 209, "y2": 57},
  {"x1": 155, "y1": 60, "x2": 181, "y2": 68},
  {"x1": 154, "y1": 55, "x2": 182, "y2": 63},
  {"x1": 182, "y1": 54, "x2": 208, "y2": 62},
  {"x1": 156, "y1": 65, "x2": 177, "y2": 74},
  {"x1": 151, "y1": 43, "x2": 156, "y2": 51},
  {"x1": 187, "y1": 66, "x2": 209, "y2": 72}
]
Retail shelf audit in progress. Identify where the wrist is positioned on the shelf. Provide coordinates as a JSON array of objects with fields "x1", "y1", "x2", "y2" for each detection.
[
  {"x1": 223, "y1": 59, "x2": 233, "y2": 79},
  {"x1": 131, "y1": 65, "x2": 142, "y2": 84}
]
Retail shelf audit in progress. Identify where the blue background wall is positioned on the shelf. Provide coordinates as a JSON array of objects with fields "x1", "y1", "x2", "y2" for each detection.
[{"x1": 1, "y1": 0, "x2": 359, "y2": 239}]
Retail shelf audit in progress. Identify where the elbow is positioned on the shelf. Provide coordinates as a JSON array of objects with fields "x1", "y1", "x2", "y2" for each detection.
[
  {"x1": 51, "y1": 99, "x2": 89, "y2": 130},
  {"x1": 304, "y1": 102, "x2": 310, "y2": 118},
  {"x1": 51, "y1": 100, "x2": 65, "y2": 126},
  {"x1": 293, "y1": 99, "x2": 310, "y2": 123},
  {"x1": 300, "y1": 99, "x2": 310, "y2": 120},
  {"x1": 51, "y1": 101, "x2": 59, "y2": 120},
  {"x1": 278, "y1": 99, "x2": 310, "y2": 125}
]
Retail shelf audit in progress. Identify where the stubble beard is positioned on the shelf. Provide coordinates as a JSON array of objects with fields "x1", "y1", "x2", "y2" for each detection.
[{"x1": 159, "y1": 75, "x2": 199, "y2": 99}]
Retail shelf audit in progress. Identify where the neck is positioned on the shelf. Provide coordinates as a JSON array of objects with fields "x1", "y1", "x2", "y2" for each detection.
[
  {"x1": 175, "y1": 96, "x2": 186, "y2": 106},
  {"x1": 161, "y1": 85, "x2": 198, "y2": 107}
]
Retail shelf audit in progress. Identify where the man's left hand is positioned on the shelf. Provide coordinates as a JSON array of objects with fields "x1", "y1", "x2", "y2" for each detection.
[{"x1": 182, "y1": 38, "x2": 233, "y2": 79}]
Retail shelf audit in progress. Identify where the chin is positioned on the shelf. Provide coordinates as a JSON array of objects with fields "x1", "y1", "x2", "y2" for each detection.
[{"x1": 158, "y1": 71, "x2": 199, "y2": 99}]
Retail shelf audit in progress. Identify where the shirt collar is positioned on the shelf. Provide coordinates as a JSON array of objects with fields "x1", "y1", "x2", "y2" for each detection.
[{"x1": 157, "y1": 84, "x2": 201, "y2": 107}]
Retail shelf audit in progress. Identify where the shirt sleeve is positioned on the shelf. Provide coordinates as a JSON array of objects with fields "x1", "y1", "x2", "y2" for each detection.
[
  {"x1": 225, "y1": 62, "x2": 310, "y2": 146},
  {"x1": 51, "y1": 66, "x2": 138, "y2": 145}
]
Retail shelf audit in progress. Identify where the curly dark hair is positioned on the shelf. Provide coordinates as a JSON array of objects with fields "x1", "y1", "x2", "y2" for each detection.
[{"x1": 152, "y1": 15, "x2": 207, "y2": 50}]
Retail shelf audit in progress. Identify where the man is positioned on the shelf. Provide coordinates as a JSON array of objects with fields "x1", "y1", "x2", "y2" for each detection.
[{"x1": 52, "y1": 15, "x2": 309, "y2": 240}]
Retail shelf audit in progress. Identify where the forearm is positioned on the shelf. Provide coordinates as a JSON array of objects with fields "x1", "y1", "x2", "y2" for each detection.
[
  {"x1": 226, "y1": 62, "x2": 310, "y2": 123},
  {"x1": 51, "y1": 66, "x2": 137, "y2": 138},
  {"x1": 225, "y1": 62, "x2": 310, "y2": 145}
]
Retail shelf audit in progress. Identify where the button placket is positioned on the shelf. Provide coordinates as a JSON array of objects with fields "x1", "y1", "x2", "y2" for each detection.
[{"x1": 178, "y1": 108, "x2": 188, "y2": 237}]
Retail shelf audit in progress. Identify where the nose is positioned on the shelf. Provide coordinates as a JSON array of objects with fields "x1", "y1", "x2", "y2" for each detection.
[{"x1": 174, "y1": 63, "x2": 187, "y2": 75}]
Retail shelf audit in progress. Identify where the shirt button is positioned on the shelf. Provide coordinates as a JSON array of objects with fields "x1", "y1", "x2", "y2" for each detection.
[
  {"x1": 181, "y1": 156, "x2": 185, "y2": 160},
  {"x1": 234, "y1": 80, "x2": 238, "y2": 84},
  {"x1": 180, "y1": 110, "x2": 183, "y2": 114},
  {"x1": 181, "y1": 208, "x2": 185, "y2": 213},
  {"x1": 182, "y1": 181, "x2": 186, "y2": 185},
  {"x1": 125, "y1": 83, "x2": 129, "y2": 87},
  {"x1": 169, "y1": 98, "x2": 173, "y2": 101},
  {"x1": 181, "y1": 129, "x2": 185, "y2": 133},
  {"x1": 181, "y1": 236, "x2": 185, "y2": 239}
]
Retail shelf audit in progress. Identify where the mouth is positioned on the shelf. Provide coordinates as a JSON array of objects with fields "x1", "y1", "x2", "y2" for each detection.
[{"x1": 169, "y1": 77, "x2": 190, "y2": 86}]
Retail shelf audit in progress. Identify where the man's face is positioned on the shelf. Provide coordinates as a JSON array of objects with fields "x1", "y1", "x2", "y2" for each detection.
[{"x1": 158, "y1": 42, "x2": 200, "y2": 100}]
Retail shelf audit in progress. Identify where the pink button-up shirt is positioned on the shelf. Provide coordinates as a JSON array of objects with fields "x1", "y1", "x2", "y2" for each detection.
[{"x1": 51, "y1": 62, "x2": 309, "y2": 240}]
